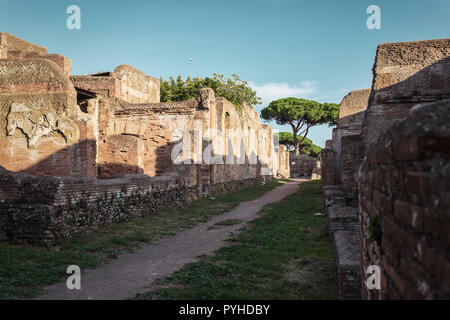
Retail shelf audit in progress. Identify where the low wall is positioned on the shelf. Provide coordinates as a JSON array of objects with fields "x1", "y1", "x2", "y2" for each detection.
[{"x1": 0, "y1": 166, "x2": 264, "y2": 243}]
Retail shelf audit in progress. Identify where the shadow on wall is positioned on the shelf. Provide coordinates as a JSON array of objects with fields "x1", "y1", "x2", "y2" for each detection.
[
  {"x1": 12, "y1": 136, "x2": 266, "y2": 184},
  {"x1": 363, "y1": 56, "x2": 450, "y2": 146},
  {"x1": 19, "y1": 139, "x2": 99, "y2": 178},
  {"x1": 368, "y1": 56, "x2": 450, "y2": 105},
  {"x1": 336, "y1": 110, "x2": 366, "y2": 131},
  {"x1": 332, "y1": 110, "x2": 367, "y2": 187},
  {"x1": 15, "y1": 138, "x2": 181, "y2": 179}
]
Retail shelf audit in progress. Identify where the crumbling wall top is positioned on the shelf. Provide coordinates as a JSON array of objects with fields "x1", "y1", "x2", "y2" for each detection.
[
  {"x1": 0, "y1": 33, "x2": 48, "y2": 58},
  {"x1": 71, "y1": 64, "x2": 160, "y2": 104},
  {"x1": 0, "y1": 58, "x2": 70, "y2": 88},
  {"x1": 374, "y1": 38, "x2": 450, "y2": 72},
  {"x1": 371, "y1": 38, "x2": 450, "y2": 99},
  {"x1": 338, "y1": 89, "x2": 370, "y2": 128},
  {"x1": 115, "y1": 99, "x2": 197, "y2": 115},
  {"x1": 362, "y1": 38, "x2": 450, "y2": 147}
]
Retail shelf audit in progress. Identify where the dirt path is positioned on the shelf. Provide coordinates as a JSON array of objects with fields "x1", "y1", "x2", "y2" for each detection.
[{"x1": 37, "y1": 179, "x2": 304, "y2": 300}]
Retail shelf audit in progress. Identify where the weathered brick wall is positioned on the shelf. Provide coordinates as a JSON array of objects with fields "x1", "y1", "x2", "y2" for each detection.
[
  {"x1": 324, "y1": 89, "x2": 368, "y2": 299},
  {"x1": 71, "y1": 75, "x2": 120, "y2": 99},
  {"x1": 321, "y1": 38, "x2": 450, "y2": 300},
  {"x1": 0, "y1": 59, "x2": 97, "y2": 178},
  {"x1": 321, "y1": 140, "x2": 335, "y2": 189},
  {"x1": 101, "y1": 99, "x2": 198, "y2": 180},
  {"x1": 358, "y1": 39, "x2": 450, "y2": 299},
  {"x1": 340, "y1": 134, "x2": 363, "y2": 204},
  {"x1": 359, "y1": 100, "x2": 450, "y2": 299},
  {"x1": 113, "y1": 65, "x2": 160, "y2": 103},
  {"x1": 333, "y1": 89, "x2": 370, "y2": 185},
  {"x1": 290, "y1": 154, "x2": 317, "y2": 177},
  {"x1": 362, "y1": 39, "x2": 450, "y2": 147},
  {"x1": 97, "y1": 88, "x2": 280, "y2": 184},
  {"x1": 0, "y1": 32, "x2": 47, "y2": 58},
  {"x1": 0, "y1": 33, "x2": 72, "y2": 77},
  {"x1": 71, "y1": 65, "x2": 159, "y2": 104},
  {"x1": 0, "y1": 166, "x2": 262, "y2": 242}
]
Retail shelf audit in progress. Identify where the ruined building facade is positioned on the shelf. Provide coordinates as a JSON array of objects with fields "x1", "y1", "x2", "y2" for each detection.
[
  {"x1": 322, "y1": 39, "x2": 450, "y2": 299},
  {"x1": 0, "y1": 33, "x2": 290, "y2": 243}
]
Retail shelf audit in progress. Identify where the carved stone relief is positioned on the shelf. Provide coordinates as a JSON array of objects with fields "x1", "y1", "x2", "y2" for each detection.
[{"x1": 6, "y1": 102, "x2": 79, "y2": 148}]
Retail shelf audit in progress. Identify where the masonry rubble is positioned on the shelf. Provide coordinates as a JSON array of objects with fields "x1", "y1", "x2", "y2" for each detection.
[
  {"x1": 0, "y1": 33, "x2": 290, "y2": 243},
  {"x1": 322, "y1": 38, "x2": 450, "y2": 299}
]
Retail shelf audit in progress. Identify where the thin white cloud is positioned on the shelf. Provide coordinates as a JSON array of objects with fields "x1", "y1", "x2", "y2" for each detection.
[
  {"x1": 249, "y1": 81, "x2": 319, "y2": 105},
  {"x1": 312, "y1": 88, "x2": 350, "y2": 103}
]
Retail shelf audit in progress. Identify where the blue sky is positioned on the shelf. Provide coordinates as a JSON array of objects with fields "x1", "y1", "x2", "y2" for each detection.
[{"x1": 1, "y1": 0, "x2": 449, "y2": 147}]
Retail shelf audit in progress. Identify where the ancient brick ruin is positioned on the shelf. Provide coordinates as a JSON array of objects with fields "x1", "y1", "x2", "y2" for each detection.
[
  {"x1": 0, "y1": 33, "x2": 290, "y2": 243},
  {"x1": 289, "y1": 154, "x2": 320, "y2": 179},
  {"x1": 322, "y1": 39, "x2": 450, "y2": 299}
]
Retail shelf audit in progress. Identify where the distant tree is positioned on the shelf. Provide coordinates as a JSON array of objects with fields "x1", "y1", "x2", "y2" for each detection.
[
  {"x1": 261, "y1": 98, "x2": 339, "y2": 155},
  {"x1": 278, "y1": 132, "x2": 296, "y2": 150},
  {"x1": 160, "y1": 73, "x2": 262, "y2": 108},
  {"x1": 278, "y1": 132, "x2": 322, "y2": 158},
  {"x1": 302, "y1": 140, "x2": 322, "y2": 158}
]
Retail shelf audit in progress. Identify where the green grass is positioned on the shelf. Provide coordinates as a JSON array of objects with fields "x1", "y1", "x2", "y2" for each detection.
[
  {"x1": 135, "y1": 180, "x2": 337, "y2": 300},
  {"x1": 0, "y1": 179, "x2": 284, "y2": 300}
]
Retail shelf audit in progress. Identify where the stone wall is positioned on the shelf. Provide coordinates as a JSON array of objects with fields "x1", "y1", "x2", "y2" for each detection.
[
  {"x1": 0, "y1": 166, "x2": 261, "y2": 243},
  {"x1": 361, "y1": 39, "x2": 450, "y2": 147},
  {"x1": 359, "y1": 100, "x2": 450, "y2": 299},
  {"x1": 332, "y1": 89, "x2": 370, "y2": 185},
  {"x1": 290, "y1": 154, "x2": 317, "y2": 177},
  {"x1": 321, "y1": 140, "x2": 335, "y2": 189},
  {"x1": 0, "y1": 59, "x2": 97, "y2": 178},
  {"x1": 340, "y1": 134, "x2": 363, "y2": 204},
  {"x1": 0, "y1": 32, "x2": 72, "y2": 77},
  {"x1": 0, "y1": 33, "x2": 47, "y2": 58},
  {"x1": 71, "y1": 65, "x2": 159, "y2": 104},
  {"x1": 112, "y1": 65, "x2": 160, "y2": 103}
]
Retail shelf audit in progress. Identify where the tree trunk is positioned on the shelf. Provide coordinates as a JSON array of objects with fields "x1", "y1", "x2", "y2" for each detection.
[
  {"x1": 293, "y1": 130, "x2": 299, "y2": 155},
  {"x1": 298, "y1": 126, "x2": 310, "y2": 154}
]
